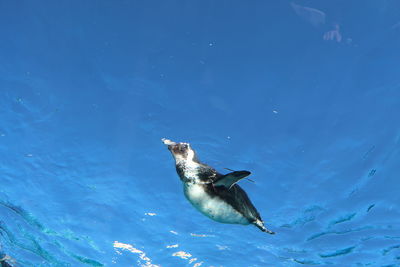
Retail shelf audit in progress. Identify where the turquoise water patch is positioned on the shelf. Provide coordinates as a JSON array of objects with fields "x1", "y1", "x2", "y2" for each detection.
[{"x1": 1, "y1": 1, "x2": 400, "y2": 266}]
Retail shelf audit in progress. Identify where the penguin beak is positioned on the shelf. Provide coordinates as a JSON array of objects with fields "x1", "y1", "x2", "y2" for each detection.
[{"x1": 162, "y1": 138, "x2": 177, "y2": 150}]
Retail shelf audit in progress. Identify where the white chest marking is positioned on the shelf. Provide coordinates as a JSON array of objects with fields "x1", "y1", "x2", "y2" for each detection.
[
  {"x1": 177, "y1": 159, "x2": 204, "y2": 183},
  {"x1": 183, "y1": 183, "x2": 249, "y2": 225}
]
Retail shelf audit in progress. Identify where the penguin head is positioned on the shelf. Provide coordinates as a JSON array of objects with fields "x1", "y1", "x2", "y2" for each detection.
[{"x1": 162, "y1": 138, "x2": 198, "y2": 163}]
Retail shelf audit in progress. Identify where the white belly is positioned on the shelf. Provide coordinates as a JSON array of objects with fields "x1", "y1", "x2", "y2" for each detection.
[{"x1": 183, "y1": 183, "x2": 249, "y2": 225}]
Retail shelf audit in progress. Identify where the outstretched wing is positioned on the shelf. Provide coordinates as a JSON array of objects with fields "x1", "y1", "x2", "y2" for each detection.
[{"x1": 213, "y1": 170, "x2": 251, "y2": 189}]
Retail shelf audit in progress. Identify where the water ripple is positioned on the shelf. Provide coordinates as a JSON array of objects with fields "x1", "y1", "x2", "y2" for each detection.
[
  {"x1": 307, "y1": 226, "x2": 373, "y2": 241},
  {"x1": 319, "y1": 246, "x2": 356, "y2": 258}
]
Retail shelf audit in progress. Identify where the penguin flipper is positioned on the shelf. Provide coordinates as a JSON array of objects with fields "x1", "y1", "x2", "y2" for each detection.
[{"x1": 214, "y1": 171, "x2": 251, "y2": 189}]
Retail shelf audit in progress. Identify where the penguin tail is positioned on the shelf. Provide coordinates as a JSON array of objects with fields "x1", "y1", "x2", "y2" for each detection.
[{"x1": 254, "y1": 219, "x2": 275, "y2": 235}]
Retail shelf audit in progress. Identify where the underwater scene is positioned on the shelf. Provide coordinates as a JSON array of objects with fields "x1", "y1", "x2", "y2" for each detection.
[{"x1": 1, "y1": 1, "x2": 400, "y2": 266}]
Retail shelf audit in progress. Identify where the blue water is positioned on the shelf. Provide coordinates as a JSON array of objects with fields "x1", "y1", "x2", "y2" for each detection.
[{"x1": 1, "y1": 1, "x2": 400, "y2": 266}]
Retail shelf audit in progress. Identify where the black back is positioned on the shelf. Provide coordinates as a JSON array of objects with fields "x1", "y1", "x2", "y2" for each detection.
[
  {"x1": 196, "y1": 165, "x2": 262, "y2": 222},
  {"x1": 176, "y1": 160, "x2": 262, "y2": 223},
  {"x1": 206, "y1": 183, "x2": 262, "y2": 222}
]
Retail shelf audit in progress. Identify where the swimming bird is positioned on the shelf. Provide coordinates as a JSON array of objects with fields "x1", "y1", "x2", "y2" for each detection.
[{"x1": 162, "y1": 138, "x2": 275, "y2": 234}]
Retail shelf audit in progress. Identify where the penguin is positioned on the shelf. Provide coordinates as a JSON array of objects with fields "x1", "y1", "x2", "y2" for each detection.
[{"x1": 162, "y1": 138, "x2": 275, "y2": 234}]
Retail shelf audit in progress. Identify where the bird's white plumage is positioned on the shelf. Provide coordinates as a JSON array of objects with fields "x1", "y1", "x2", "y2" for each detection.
[{"x1": 184, "y1": 183, "x2": 250, "y2": 225}]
